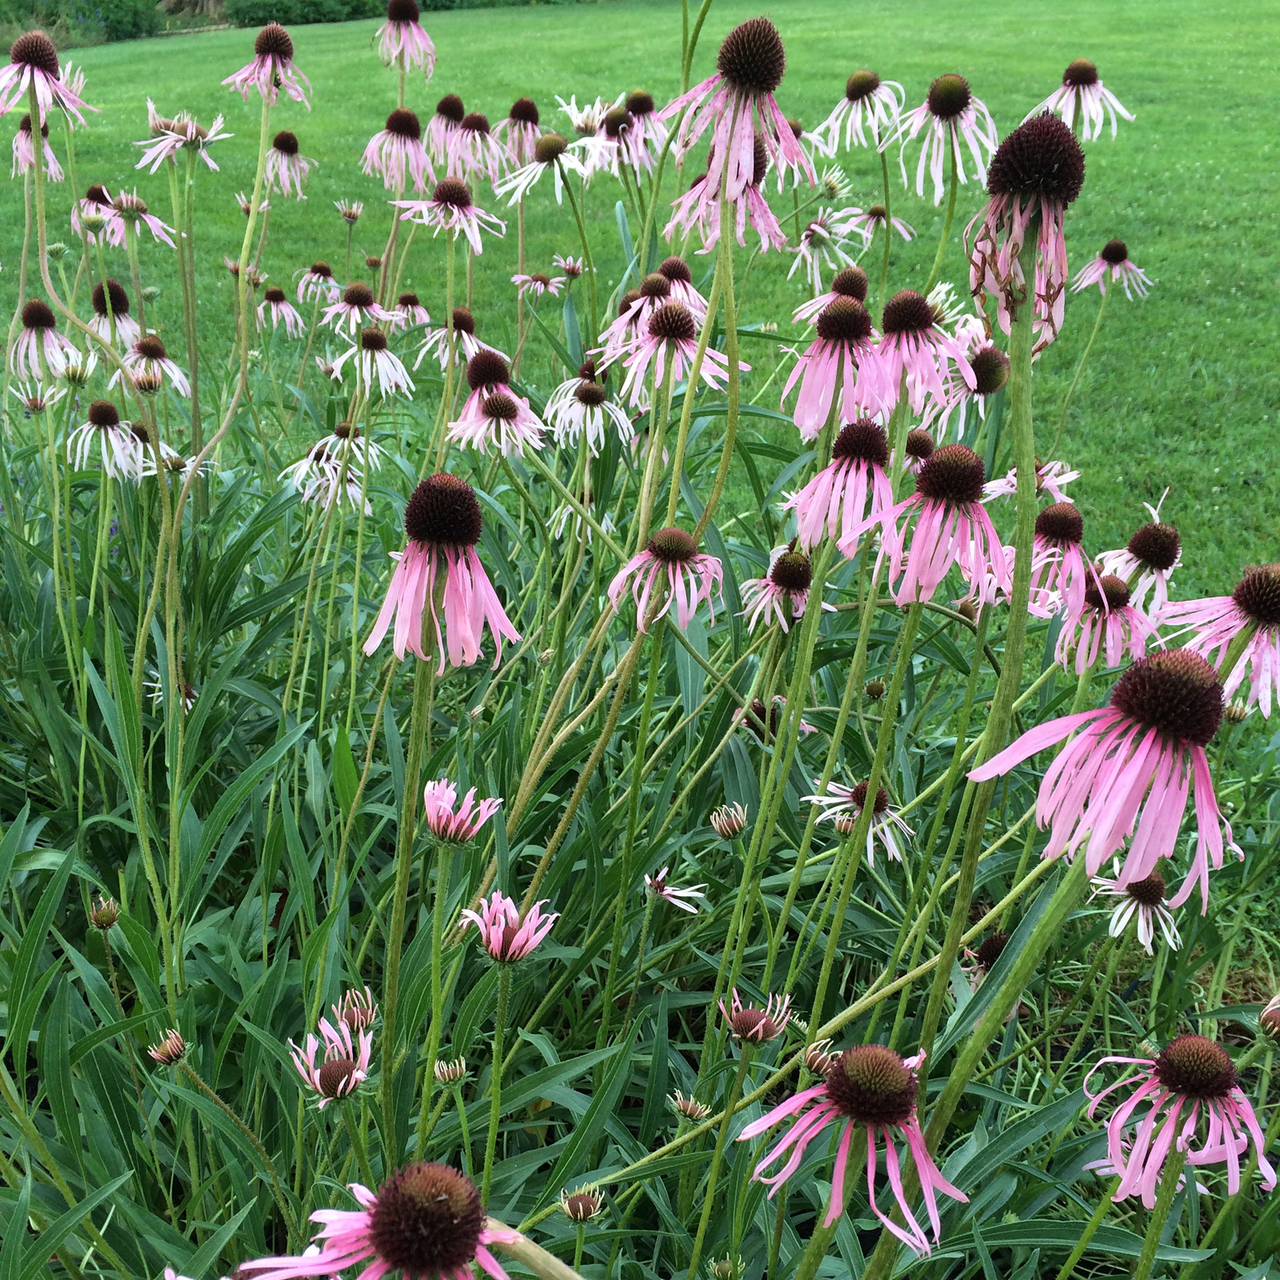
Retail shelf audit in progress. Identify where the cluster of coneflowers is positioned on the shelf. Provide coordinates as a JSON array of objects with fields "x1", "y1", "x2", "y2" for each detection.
[{"x1": 4, "y1": 4, "x2": 1277, "y2": 1279}]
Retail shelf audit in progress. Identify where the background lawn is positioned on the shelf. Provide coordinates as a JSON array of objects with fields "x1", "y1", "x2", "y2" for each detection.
[{"x1": 3, "y1": 0, "x2": 1276, "y2": 596}]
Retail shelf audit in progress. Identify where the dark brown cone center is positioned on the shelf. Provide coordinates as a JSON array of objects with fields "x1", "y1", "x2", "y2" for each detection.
[
  {"x1": 367, "y1": 1163, "x2": 484, "y2": 1275},
  {"x1": 825, "y1": 1046, "x2": 916, "y2": 1125},
  {"x1": 881, "y1": 289, "x2": 935, "y2": 335},
  {"x1": 1125, "y1": 870, "x2": 1166, "y2": 908},
  {"x1": 716, "y1": 17, "x2": 786, "y2": 96},
  {"x1": 1109, "y1": 650, "x2": 1223, "y2": 747},
  {"x1": 648, "y1": 302, "x2": 696, "y2": 343},
  {"x1": 658, "y1": 255, "x2": 693, "y2": 284},
  {"x1": 830, "y1": 265, "x2": 868, "y2": 301},
  {"x1": 1127, "y1": 521, "x2": 1180, "y2": 572},
  {"x1": 1063, "y1": 57, "x2": 1099, "y2": 87},
  {"x1": 1232, "y1": 565, "x2": 1280, "y2": 627},
  {"x1": 575, "y1": 381, "x2": 607, "y2": 407},
  {"x1": 816, "y1": 296, "x2": 873, "y2": 344},
  {"x1": 986, "y1": 114, "x2": 1086, "y2": 206},
  {"x1": 845, "y1": 69, "x2": 881, "y2": 102},
  {"x1": 534, "y1": 133, "x2": 566, "y2": 163},
  {"x1": 970, "y1": 346, "x2": 1010, "y2": 395},
  {"x1": 386, "y1": 108, "x2": 422, "y2": 140},
  {"x1": 1084, "y1": 573, "x2": 1131, "y2": 612},
  {"x1": 11, "y1": 31, "x2": 60, "y2": 75},
  {"x1": 254, "y1": 22, "x2": 293, "y2": 60},
  {"x1": 926, "y1": 73, "x2": 971, "y2": 120},
  {"x1": 832, "y1": 418, "x2": 888, "y2": 468},
  {"x1": 433, "y1": 178, "x2": 472, "y2": 209},
  {"x1": 343, "y1": 282, "x2": 375, "y2": 308},
  {"x1": 916, "y1": 444, "x2": 984, "y2": 505},
  {"x1": 1035, "y1": 501, "x2": 1084, "y2": 545},
  {"x1": 647, "y1": 527, "x2": 697, "y2": 563},
  {"x1": 466, "y1": 349, "x2": 510, "y2": 391},
  {"x1": 317, "y1": 1057, "x2": 357, "y2": 1097},
  {"x1": 1101, "y1": 238, "x2": 1129, "y2": 265},
  {"x1": 769, "y1": 552, "x2": 812, "y2": 593},
  {"x1": 482, "y1": 392, "x2": 519, "y2": 422},
  {"x1": 436, "y1": 93, "x2": 465, "y2": 124},
  {"x1": 1153, "y1": 1035, "x2": 1237, "y2": 1099},
  {"x1": 404, "y1": 473, "x2": 483, "y2": 547},
  {"x1": 509, "y1": 96, "x2": 539, "y2": 125}
]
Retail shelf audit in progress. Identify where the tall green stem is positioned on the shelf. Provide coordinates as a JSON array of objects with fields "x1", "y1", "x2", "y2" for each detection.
[
  {"x1": 481, "y1": 965, "x2": 513, "y2": 1203},
  {"x1": 1132, "y1": 1146, "x2": 1188, "y2": 1280},
  {"x1": 1053, "y1": 289, "x2": 1109, "y2": 452}
]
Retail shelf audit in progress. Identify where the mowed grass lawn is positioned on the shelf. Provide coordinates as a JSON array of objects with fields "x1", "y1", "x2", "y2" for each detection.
[{"x1": 2, "y1": 0, "x2": 1275, "y2": 596}]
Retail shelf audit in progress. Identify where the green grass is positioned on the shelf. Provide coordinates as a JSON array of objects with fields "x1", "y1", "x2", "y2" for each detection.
[{"x1": 4, "y1": 0, "x2": 1276, "y2": 594}]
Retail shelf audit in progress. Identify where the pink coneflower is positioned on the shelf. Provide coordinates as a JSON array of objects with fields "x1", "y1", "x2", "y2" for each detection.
[
  {"x1": 266, "y1": 129, "x2": 316, "y2": 199},
  {"x1": 787, "y1": 209, "x2": 863, "y2": 293},
  {"x1": 899, "y1": 427, "x2": 936, "y2": 476},
  {"x1": 1098, "y1": 497, "x2": 1181, "y2": 614},
  {"x1": 660, "y1": 17, "x2": 812, "y2": 204},
  {"x1": 422, "y1": 779, "x2": 500, "y2": 843},
  {"x1": 236, "y1": 190, "x2": 269, "y2": 219},
  {"x1": 1072, "y1": 238, "x2": 1151, "y2": 300},
  {"x1": 739, "y1": 1046, "x2": 966, "y2": 1252},
  {"x1": 364, "y1": 473, "x2": 518, "y2": 669},
  {"x1": 12, "y1": 112, "x2": 61, "y2": 179},
  {"x1": 494, "y1": 97, "x2": 541, "y2": 166},
  {"x1": 290, "y1": 1016, "x2": 373, "y2": 1109},
  {"x1": 394, "y1": 178, "x2": 505, "y2": 255},
  {"x1": 578, "y1": 103, "x2": 635, "y2": 179},
  {"x1": 362, "y1": 108, "x2": 433, "y2": 194},
  {"x1": 970, "y1": 649, "x2": 1239, "y2": 910},
  {"x1": 804, "y1": 780, "x2": 914, "y2": 865},
  {"x1": 12, "y1": 299, "x2": 75, "y2": 380},
  {"x1": 793, "y1": 263, "x2": 868, "y2": 325},
  {"x1": 655, "y1": 255, "x2": 707, "y2": 314},
  {"x1": 332, "y1": 328, "x2": 415, "y2": 399},
  {"x1": 618, "y1": 88, "x2": 666, "y2": 172},
  {"x1": 557, "y1": 93, "x2": 611, "y2": 138},
  {"x1": 336, "y1": 987, "x2": 378, "y2": 1034},
  {"x1": 16, "y1": 382, "x2": 65, "y2": 417},
  {"x1": 967, "y1": 114, "x2": 1086, "y2": 347},
  {"x1": 447, "y1": 349, "x2": 543, "y2": 456},
  {"x1": 111, "y1": 189, "x2": 176, "y2": 247},
  {"x1": 920, "y1": 340, "x2": 1008, "y2": 439},
  {"x1": 375, "y1": 0, "x2": 436, "y2": 78},
  {"x1": 0, "y1": 30, "x2": 93, "y2": 126},
  {"x1": 878, "y1": 289, "x2": 975, "y2": 417},
  {"x1": 782, "y1": 297, "x2": 890, "y2": 439},
  {"x1": 545, "y1": 362, "x2": 633, "y2": 454},
  {"x1": 608, "y1": 526, "x2": 723, "y2": 633},
  {"x1": 895, "y1": 73, "x2": 997, "y2": 206},
  {"x1": 598, "y1": 274, "x2": 681, "y2": 361},
  {"x1": 322, "y1": 281, "x2": 395, "y2": 334},
  {"x1": 240, "y1": 1165, "x2": 521, "y2": 1280},
  {"x1": 258, "y1": 286, "x2": 307, "y2": 338},
  {"x1": 982, "y1": 455, "x2": 1077, "y2": 506},
  {"x1": 839, "y1": 203, "x2": 915, "y2": 244},
  {"x1": 815, "y1": 69, "x2": 904, "y2": 153},
  {"x1": 667, "y1": 135, "x2": 787, "y2": 255},
  {"x1": 1054, "y1": 573, "x2": 1159, "y2": 675},
  {"x1": 296, "y1": 261, "x2": 340, "y2": 305},
  {"x1": 67, "y1": 400, "x2": 141, "y2": 478},
  {"x1": 324, "y1": 421, "x2": 384, "y2": 475},
  {"x1": 335, "y1": 199, "x2": 363, "y2": 227},
  {"x1": 1091, "y1": 863, "x2": 1180, "y2": 954},
  {"x1": 1162, "y1": 564, "x2": 1280, "y2": 718},
  {"x1": 391, "y1": 291, "x2": 431, "y2": 330},
  {"x1": 512, "y1": 272, "x2": 565, "y2": 302},
  {"x1": 147, "y1": 1029, "x2": 187, "y2": 1066},
  {"x1": 460, "y1": 893, "x2": 558, "y2": 962},
  {"x1": 1028, "y1": 58, "x2": 1133, "y2": 142},
  {"x1": 1027, "y1": 502, "x2": 1096, "y2": 618},
  {"x1": 426, "y1": 92, "x2": 465, "y2": 166},
  {"x1": 111, "y1": 333, "x2": 192, "y2": 396},
  {"x1": 449, "y1": 111, "x2": 507, "y2": 184},
  {"x1": 71, "y1": 181, "x2": 119, "y2": 243},
  {"x1": 554, "y1": 252, "x2": 583, "y2": 278},
  {"x1": 720, "y1": 990, "x2": 792, "y2": 1042},
  {"x1": 884, "y1": 444, "x2": 1010, "y2": 607},
  {"x1": 494, "y1": 132, "x2": 587, "y2": 205},
  {"x1": 280, "y1": 445, "x2": 347, "y2": 507},
  {"x1": 1085, "y1": 1036, "x2": 1275, "y2": 1207},
  {"x1": 134, "y1": 103, "x2": 230, "y2": 174},
  {"x1": 616, "y1": 301, "x2": 740, "y2": 408},
  {"x1": 644, "y1": 867, "x2": 707, "y2": 914},
  {"x1": 670, "y1": 1090, "x2": 712, "y2": 1122},
  {"x1": 223, "y1": 23, "x2": 310, "y2": 108},
  {"x1": 785, "y1": 417, "x2": 896, "y2": 555},
  {"x1": 961, "y1": 931, "x2": 1011, "y2": 986},
  {"x1": 415, "y1": 305, "x2": 507, "y2": 372},
  {"x1": 740, "y1": 547, "x2": 815, "y2": 633}
]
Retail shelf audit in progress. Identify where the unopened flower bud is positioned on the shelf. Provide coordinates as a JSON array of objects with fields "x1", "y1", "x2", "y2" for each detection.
[
  {"x1": 46, "y1": 241, "x2": 69, "y2": 261},
  {"x1": 434, "y1": 1056, "x2": 468, "y2": 1084},
  {"x1": 709, "y1": 1258, "x2": 742, "y2": 1280},
  {"x1": 81, "y1": 213, "x2": 106, "y2": 234},
  {"x1": 1261, "y1": 995, "x2": 1280, "y2": 1040},
  {"x1": 559, "y1": 1186, "x2": 603, "y2": 1223},
  {"x1": 147, "y1": 1029, "x2": 187, "y2": 1066},
  {"x1": 956, "y1": 599, "x2": 979, "y2": 622},
  {"x1": 538, "y1": 648, "x2": 554, "y2": 666},
  {"x1": 668, "y1": 1090, "x2": 711, "y2": 1121},
  {"x1": 709, "y1": 801, "x2": 747, "y2": 840},
  {"x1": 1223, "y1": 702, "x2": 1249, "y2": 724},
  {"x1": 804, "y1": 1037, "x2": 836, "y2": 1075},
  {"x1": 90, "y1": 895, "x2": 120, "y2": 929},
  {"x1": 141, "y1": 286, "x2": 161, "y2": 304}
]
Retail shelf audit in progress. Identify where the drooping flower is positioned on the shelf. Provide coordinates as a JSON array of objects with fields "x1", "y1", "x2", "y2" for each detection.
[
  {"x1": 894, "y1": 73, "x2": 998, "y2": 206},
  {"x1": 239, "y1": 1164, "x2": 521, "y2": 1280},
  {"x1": 921, "y1": 338, "x2": 1008, "y2": 439},
  {"x1": 1028, "y1": 58, "x2": 1133, "y2": 142},
  {"x1": 814, "y1": 69, "x2": 904, "y2": 153},
  {"x1": 290, "y1": 1016, "x2": 373, "y2": 1109},
  {"x1": 461, "y1": 892, "x2": 558, "y2": 962},
  {"x1": 493, "y1": 97, "x2": 541, "y2": 166},
  {"x1": 970, "y1": 649, "x2": 1239, "y2": 910},
  {"x1": 1098, "y1": 496, "x2": 1181, "y2": 614},
  {"x1": 295, "y1": 262, "x2": 339, "y2": 308},
  {"x1": 363, "y1": 472, "x2": 520, "y2": 671},
  {"x1": 362, "y1": 108, "x2": 433, "y2": 194},
  {"x1": 280, "y1": 445, "x2": 354, "y2": 510},
  {"x1": 878, "y1": 289, "x2": 975, "y2": 417},
  {"x1": 966, "y1": 113, "x2": 1086, "y2": 347},
  {"x1": 982, "y1": 456, "x2": 1077, "y2": 506},
  {"x1": 615, "y1": 301, "x2": 741, "y2": 408},
  {"x1": 739, "y1": 1045, "x2": 967, "y2": 1252},
  {"x1": 1161, "y1": 565, "x2": 1280, "y2": 718},
  {"x1": 11, "y1": 112, "x2": 61, "y2": 179},
  {"x1": 322, "y1": 281, "x2": 395, "y2": 334},
  {"x1": 332, "y1": 328, "x2": 415, "y2": 399},
  {"x1": 788, "y1": 209, "x2": 864, "y2": 293},
  {"x1": 0, "y1": 30, "x2": 94, "y2": 126},
  {"x1": 447, "y1": 349, "x2": 544, "y2": 456},
  {"x1": 597, "y1": 273, "x2": 679, "y2": 362},
  {"x1": 1053, "y1": 572, "x2": 1159, "y2": 675},
  {"x1": 422, "y1": 780, "x2": 500, "y2": 843},
  {"x1": 720, "y1": 990, "x2": 791, "y2": 1042},
  {"x1": 375, "y1": 0, "x2": 436, "y2": 78},
  {"x1": 511, "y1": 271, "x2": 565, "y2": 302},
  {"x1": 12, "y1": 298, "x2": 76, "y2": 380},
  {"x1": 666, "y1": 133, "x2": 787, "y2": 254},
  {"x1": 1027, "y1": 501, "x2": 1097, "y2": 618},
  {"x1": 223, "y1": 23, "x2": 310, "y2": 108},
  {"x1": 111, "y1": 333, "x2": 192, "y2": 396},
  {"x1": 1071, "y1": 238, "x2": 1152, "y2": 300},
  {"x1": 390, "y1": 291, "x2": 431, "y2": 331},
  {"x1": 1091, "y1": 863, "x2": 1180, "y2": 954},
  {"x1": 655, "y1": 255, "x2": 707, "y2": 314},
  {"x1": 494, "y1": 131, "x2": 587, "y2": 205},
  {"x1": 449, "y1": 111, "x2": 507, "y2": 185},
  {"x1": 134, "y1": 103, "x2": 230, "y2": 173},
  {"x1": 839, "y1": 203, "x2": 915, "y2": 245},
  {"x1": 1085, "y1": 1036, "x2": 1275, "y2": 1207},
  {"x1": 803, "y1": 781, "x2": 914, "y2": 866},
  {"x1": 557, "y1": 93, "x2": 611, "y2": 138},
  {"x1": 111, "y1": 189, "x2": 176, "y2": 246},
  {"x1": 644, "y1": 867, "x2": 707, "y2": 914},
  {"x1": 394, "y1": 178, "x2": 506, "y2": 255},
  {"x1": 608, "y1": 526, "x2": 723, "y2": 633},
  {"x1": 961, "y1": 931, "x2": 1010, "y2": 986},
  {"x1": 545, "y1": 362, "x2": 633, "y2": 454},
  {"x1": 415, "y1": 305, "x2": 508, "y2": 373},
  {"x1": 427, "y1": 92, "x2": 465, "y2": 167},
  {"x1": 71, "y1": 181, "x2": 119, "y2": 243},
  {"x1": 67, "y1": 400, "x2": 142, "y2": 479},
  {"x1": 793, "y1": 263, "x2": 868, "y2": 326},
  {"x1": 618, "y1": 88, "x2": 666, "y2": 171},
  {"x1": 740, "y1": 547, "x2": 816, "y2": 633},
  {"x1": 265, "y1": 129, "x2": 316, "y2": 199},
  {"x1": 257, "y1": 286, "x2": 307, "y2": 339}
]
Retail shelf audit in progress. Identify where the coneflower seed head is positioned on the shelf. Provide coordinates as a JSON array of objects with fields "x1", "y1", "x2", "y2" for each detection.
[
  {"x1": 881, "y1": 289, "x2": 935, "y2": 335},
  {"x1": 433, "y1": 177, "x2": 471, "y2": 208},
  {"x1": 916, "y1": 444, "x2": 985, "y2": 505},
  {"x1": 368, "y1": 1164, "x2": 484, "y2": 1275},
  {"x1": 1110, "y1": 650, "x2": 1223, "y2": 747},
  {"x1": 254, "y1": 22, "x2": 293, "y2": 60},
  {"x1": 815, "y1": 296, "x2": 873, "y2": 344},
  {"x1": 986, "y1": 114, "x2": 1085, "y2": 205},
  {"x1": 404, "y1": 473, "x2": 483, "y2": 547},
  {"x1": 1035, "y1": 501, "x2": 1084, "y2": 544},
  {"x1": 1153, "y1": 1035, "x2": 1237, "y2": 1099},
  {"x1": 826, "y1": 1045, "x2": 916, "y2": 1124},
  {"x1": 466, "y1": 349, "x2": 510, "y2": 390},
  {"x1": 10, "y1": 31, "x2": 59, "y2": 75},
  {"x1": 830, "y1": 264, "x2": 869, "y2": 301},
  {"x1": 1231, "y1": 564, "x2": 1280, "y2": 627},
  {"x1": 716, "y1": 17, "x2": 786, "y2": 95}
]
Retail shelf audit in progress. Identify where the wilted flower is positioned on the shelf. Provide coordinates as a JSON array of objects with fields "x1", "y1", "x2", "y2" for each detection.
[
  {"x1": 266, "y1": 129, "x2": 316, "y2": 199},
  {"x1": 375, "y1": 0, "x2": 436, "y2": 78}
]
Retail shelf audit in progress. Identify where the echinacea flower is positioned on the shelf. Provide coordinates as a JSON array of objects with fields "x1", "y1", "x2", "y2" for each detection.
[
  {"x1": 494, "y1": 131, "x2": 587, "y2": 205},
  {"x1": 666, "y1": 134, "x2": 787, "y2": 254},
  {"x1": 322, "y1": 281, "x2": 395, "y2": 334},
  {"x1": 878, "y1": 288, "x2": 975, "y2": 417},
  {"x1": 557, "y1": 93, "x2": 611, "y2": 138},
  {"x1": 644, "y1": 867, "x2": 707, "y2": 914},
  {"x1": 266, "y1": 129, "x2": 316, "y2": 199},
  {"x1": 11, "y1": 112, "x2": 61, "y2": 179},
  {"x1": 362, "y1": 108, "x2": 433, "y2": 194},
  {"x1": 111, "y1": 333, "x2": 192, "y2": 396},
  {"x1": 970, "y1": 649, "x2": 1239, "y2": 910},
  {"x1": 110, "y1": 189, "x2": 176, "y2": 246},
  {"x1": 900, "y1": 427, "x2": 936, "y2": 475},
  {"x1": 460, "y1": 892, "x2": 558, "y2": 962},
  {"x1": 258, "y1": 286, "x2": 307, "y2": 338},
  {"x1": 669, "y1": 1090, "x2": 712, "y2": 1122},
  {"x1": 793, "y1": 263, "x2": 868, "y2": 326},
  {"x1": 0, "y1": 30, "x2": 93, "y2": 126},
  {"x1": 1053, "y1": 572, "x2": 1159, "y2": 675},
  {"x1": 618, "y1": 88, "x2": 666, "y2": 171},
  {"x1": 740, "y1": 547, "x2": 816, "y2": 633},
  {"x1": 615, "y1": 301, "x2": 740, "y2": 408},
  {"x1": 804, "y1": 780, "x2": 914, "y2": 865},
  {"x1": 1085, "y1": 1036, "x2": 1275, "y2": 1207},
  {"x1": 739, "y1": 1046, "x2": 967, "y2": 1252},
  {"x1": 983, "y1": 456, "x2": 1078, "y2": 506},
  {"x1": 11, "y1": 298, "x2": 75, "y2": 380},
  {"x1": 375, "y1": 0, "x2": 436, "y2": 78},
  {"x1": 545, "y1": 362, "x2": 633, "y2": 454},
  {"x1": 337, "y1": 987, "x2": 378, "y2": 1033},
  {"x1": 15, "y1": 382, "x2": 65, "y2": 417},
  {"x1": 236, "y1": 190, "x2": 269, "y2": 219},
  {"x1": 597, "y1": 273, "x2": 683, "y2": 361},
  {"x1": 920, "y1": 339, "x2": 1008, "y2": 439},
  {"x1": 223, "y1": 23, "x2": 310, "y2": 108},
  {"x1": 147, "y1": 1028, "x2": 187, "y2": 1066},
  {"x1": 559, "y1": 1187, "x2": 603, "y2": 1224},
  {"x1": 435, "y1": 1057, "x2": 468, "y2": 1085},
  {"x1": 966, "y1": 114, "x2": 1086, "y2": 347},
  {"x1": 961, "y1": 931, "x2": 1010, "y2": 986},
  {"x1": 709, "y1": 802, "x2": 748, "y2": 841},
  {"x1": 895, "y1": 73, "x2": 997, "y2": 206},
  {"x1": 333, "y1": 329, "x2": 415, "y2": 399},
  {"x1": 608, "y1": 526, "x2": 723, "y2": 633},
  {"x1": 415, "y1": 305, "x2": 507, "y2": 372},
  {"x1": 449, "y1": 111, "x2": 507, "y2": 184},
  {"x1": 335, "y1": 198, "x2": 363, "y2": 226},
  {"x1": 660, "y1": 17, "x2": 813, "y2": 205},
  {"x1": 1098, "y1": 497, "x2": 1181, "y2": 614},
  {"x1": 577, "y1": 102, "x2": 634, "y2": 179},
  {"x1": 788, "y1": 209, "x2": 864, "y2": 293},
  {"x1": 422, "y1": 780, "x2": 500, "y2": 843},
  {"x1": 511, "y1": 272, "x2": 565, "y2": 302},
  {"x1": 838, "y1": 203, "x2": 915, "y2": 244},
  {"x1": 394, "y1": 177, "x2": 505, "y2": 255},
  {"x1": 782, "y1": 296, "x2": 890, "y2": 438},
  {"x1": 426, "y1": 92, "x2": 465, "y2": 166},
  {"x1": 720, "y1": 989, "x2": 791, "y2": 1042},
  {"x1": 655, "y1": 255, "x2": 707, "y2": 314},
  {"x1": 239, "y1": 1164, "x2": 521, "y2": 1280},
  {"x1": 447, "y1": 349, "x2": 543, "y2": 456},
  {"x1": 814, "y1": 69, "x2": 904, "y2": 153},
  {"x1": 1027, "y1": 501, "x2": 1097, "y2": 618},
  {"x1": 1161, "y1": 564, "x2": 1280, "y2": 718},
  {"x1": 364, "y1": 472, "x2": 519, "y2": 670},
  {"x1": 134, "y1": 103, "x2": 230, "y2": 173},
  {"x1": 740, "y1": 696, "x2": 816, "y2": 743},
  {"x1": 1028, "y1": 58, "x2": 1133, "y2": 142},
  {"x1": 67, "y1": 399, "x2": 141, "y2": 479},
  {"x1": 1091, "y1": 863, "x2": 1180, "y2": 954},
  {"x1": 290, "y1": 1016, "x2": 373, "y2": 1109},
  {"x1": 297, "y1": 260, "x2": 340, "y2": 305},
  {"x1": 494, "y1": 97, "x2": 541, "y2": 166},
  {"x1": 391, "y1": 291, "x2": 430, "y2": 330},
  {"x1": 553, "y1": 252, "x2": 582, "y2": 278},
  {"x1": 785, "y1": 416, "x2": 896, "y2": 554},
  {"x1": 1072, "y1": 238, "x2": 1152, "y2": 300}
]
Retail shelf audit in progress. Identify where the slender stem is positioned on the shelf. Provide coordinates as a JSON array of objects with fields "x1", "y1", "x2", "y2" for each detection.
[
  {"x1": 1132, "y1": 1145, "x2": 1188, "y2": 1280},
  {"x1": 413, "y1": 843, "x2": 454, "y2": 1157},
  {"x1": 481, "y1": 965, "x2": 513, "y2": 1203},
  {"x1": 923, "y1": 133, "x2": 959, "y2": 295},
  {"x1": 877, "y1": 149, "x2": 893, "y2": 314},
  {"x1": 341, "y1": 1102, "x2": 376, "y2": 1188},
  {"x1": 560, "y1": 170, "x2": 597, "y2": 339},
  {"x1": 1050, "y1": 1176, "x2": 1121, "y2": 1280},
  {"x1": 1053, "y1": 289, "x2": 1109, "y2": 453}
]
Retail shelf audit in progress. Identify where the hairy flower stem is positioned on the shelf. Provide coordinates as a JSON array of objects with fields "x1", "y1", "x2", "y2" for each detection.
[
  {"x1": 635, "y1": 359, "x2": 679, "y2": 550},
  {"x1": 1050, "y1": 1175, "x2": 1121, "y2": 1280},
  {"x1": 413, "y1": 843, "x2": 454, "y2": 1157},
  {"x1": 341, "y1": 1101, "x2": 376, "y2": 1188},
  {"x1": 481, "y1": 964, "x2": 513, "y2": 1202},
  {"x1": 429, "y1": 231, "x2": 458, "y2": 473},
  {"x1": 1133, "y1": 1146, "x2": 1188, "y2": 1280},
  {"x1": 560, "y1": 170, "x2": 597, "y2": 339},
  {"x1": 1053, "y1": 288, "x2": 1109, "y2": 453},
  {"x1": 877, "y1": 150, "x2": 894, "y2": 313},
  {"x1": 923, "y1": 135, "x2": 959, "y2": 295}
]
